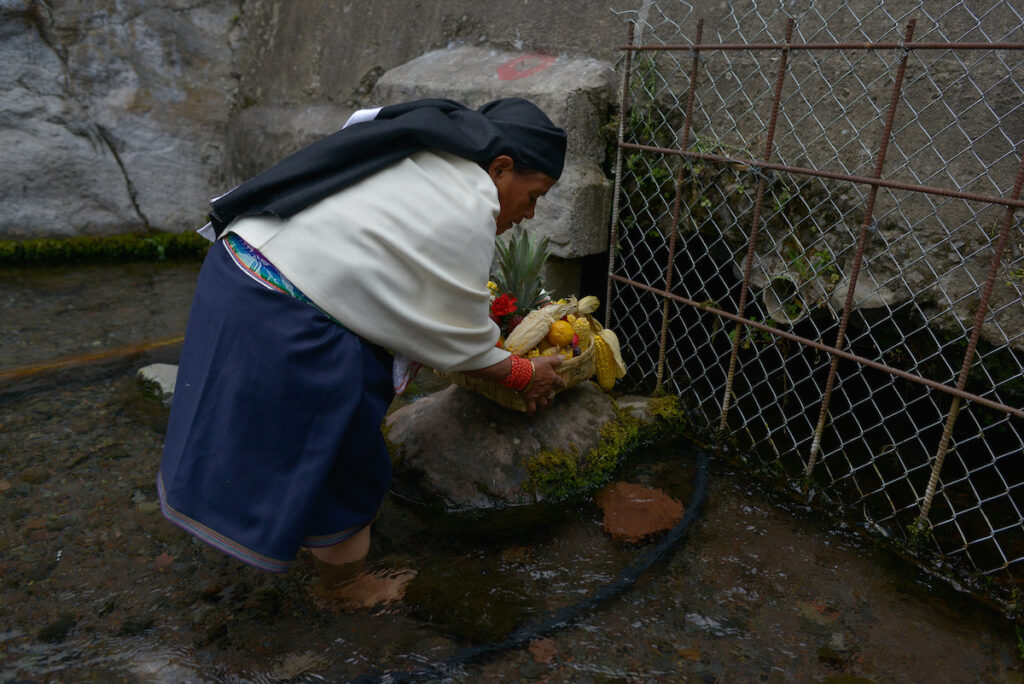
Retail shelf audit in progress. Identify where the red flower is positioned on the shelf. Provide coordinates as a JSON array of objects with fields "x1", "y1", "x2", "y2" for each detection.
[{"x1": 490, "y1": 293, "x2": 518, "y2": 317}]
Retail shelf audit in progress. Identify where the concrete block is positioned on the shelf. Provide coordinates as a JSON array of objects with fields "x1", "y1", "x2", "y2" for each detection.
[{"x1": 372, "y1": 46, "x2": 617, "y2": 266}]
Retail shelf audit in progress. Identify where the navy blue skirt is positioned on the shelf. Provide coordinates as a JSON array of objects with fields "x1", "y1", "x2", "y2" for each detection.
[{"x1": 158, "y1": 238, "x2": 394, "y2": 572}]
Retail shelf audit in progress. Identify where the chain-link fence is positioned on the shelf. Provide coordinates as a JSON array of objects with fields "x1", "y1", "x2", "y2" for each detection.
[{"x1": 605, "y1": 1, "x2": 1024, "y2": 612}]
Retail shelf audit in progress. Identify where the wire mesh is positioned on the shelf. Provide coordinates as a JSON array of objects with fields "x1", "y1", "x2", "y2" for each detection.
[{"x1": 607, "y1": 0, "x2": 1024, "y2": 612}]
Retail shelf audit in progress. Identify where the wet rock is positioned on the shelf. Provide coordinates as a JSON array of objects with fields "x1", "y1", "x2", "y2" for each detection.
[
  {"x1": 97, "y1": 597, "x2": 117, "y2": 617},
  {"x1": 45, "y1": 517, "x2": 71, "y2": 531},
  {"x1": 136, "y1": 364, "x2": 179, "y2": 408},
  {"x1": 529, "y1": 637, "x2": 559, "y2": 664},
  {"x1": 244, "y1": 584, "x2": 283, "y2": 619},
  {"x1": 596, "y1": 482, "x2": 685, "y2": 543},
  {"x1": 89, "y1": 442, "x2": 133, "y2": 465},
  {"x1": 37, "y1": 613, "x2": 77, "y2": 643},
  {"x1": 25, "y1": 560, "x2": 57, "y2": 582},
  {"x1": 797, "y1": 600, "x2": 840, "y2": 629},
  {"x1": 386, "y1": 381, "x2": 620, "y2": 512},
  {"x1": 118, "y1": 615, "x2": 155, "y2": 636},
  {"x1": 18, "y1": 466, "x2": 50, "y2": 485},
  {"x1": 616, "y1": 395, "x2": 659, "y2": 422},
  {"x1": 194, "y1": 615, "x2": 229, "y2": 649},
  {"x1": 268, "y1": 652, "x2": 331, "y2": 681},
  {"x1": 678, "y1": 647, "x2": 701, "y2": 661}
]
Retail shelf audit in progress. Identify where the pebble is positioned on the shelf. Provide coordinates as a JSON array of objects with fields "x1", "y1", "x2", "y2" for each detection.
[
  {"x1": 19, "y1": 466, "x2": 51, "y2": 485},
  {"x1": 37, "y1": 613, "x2": 77, "y2": 643}
]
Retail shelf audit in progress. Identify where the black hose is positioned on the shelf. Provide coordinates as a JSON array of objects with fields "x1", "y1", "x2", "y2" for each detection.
[{"x1": 348, "y1": 447, "x2": 711, "y2": 684}]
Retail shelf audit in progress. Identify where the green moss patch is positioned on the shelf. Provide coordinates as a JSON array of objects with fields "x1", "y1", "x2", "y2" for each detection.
[
  {"x1": 0, "y1": 232, "x2": 211, "y2": 265},
  {"x1": 522, "y1": 395, "x2": 689, "y2": 501}
]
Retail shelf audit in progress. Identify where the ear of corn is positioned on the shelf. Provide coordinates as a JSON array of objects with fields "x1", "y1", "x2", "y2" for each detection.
[
  {"x1": 598, "y1": 329, "x2": 627, "y2": 378},
  {"x1": 593, "y1": 334, "x2": 616, "y2": 390},
  {"x1": 576, "y1": 296, "x2": 600, "y2": 315},
  {"x1": 502, "y1": 308, "x2": 556, "y2": 354},
  {"x1": 573, "y1": 317, "x2": 592, "y2": 351},
  {"x1": 542, "y1": 299, "x2": 577, "y2": 320}
]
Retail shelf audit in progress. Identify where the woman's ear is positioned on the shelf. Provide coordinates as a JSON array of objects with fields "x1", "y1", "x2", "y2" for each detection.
[{"x1": 487, "y1": 155, "x2": 516, "y2": 182}]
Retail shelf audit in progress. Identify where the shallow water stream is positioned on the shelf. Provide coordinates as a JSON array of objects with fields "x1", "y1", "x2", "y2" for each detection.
[{"x1": 1, "y1": 261, "x2": 1022, "y2": 683}]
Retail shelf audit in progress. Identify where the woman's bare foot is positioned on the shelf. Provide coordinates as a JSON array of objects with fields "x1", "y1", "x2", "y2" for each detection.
[{"x1": 311, "y1": 564, "x2": 417, "y2": 613}]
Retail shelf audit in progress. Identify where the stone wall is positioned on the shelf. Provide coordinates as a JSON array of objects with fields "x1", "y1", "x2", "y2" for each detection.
[
  {"x1": 1, "y1": 0, "x2": 241, "y2": 238},
  {"x1": 1, "y1": 0, "x2": 630, "y2": 239}
]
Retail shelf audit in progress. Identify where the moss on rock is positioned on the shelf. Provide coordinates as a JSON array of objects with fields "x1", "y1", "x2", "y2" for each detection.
[
  {"x1": 0, "y1": 232, "x2": 210, "y2": 265},
  {"x1": 522, "y1": 394, "x2": 687, "y2": 501}
]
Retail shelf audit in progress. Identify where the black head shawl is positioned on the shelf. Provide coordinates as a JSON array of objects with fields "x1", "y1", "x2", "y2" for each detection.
[{"x1": 207, "y1": 97, "x2": 567, "y2": 238}]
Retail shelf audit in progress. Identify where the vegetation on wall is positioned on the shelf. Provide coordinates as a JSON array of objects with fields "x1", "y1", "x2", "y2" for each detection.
[{"x1": 0, "y1": 232, "x2": 211, "y2": 265}]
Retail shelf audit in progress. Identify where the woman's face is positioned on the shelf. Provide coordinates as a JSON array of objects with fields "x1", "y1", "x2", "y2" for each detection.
[{"x1": 488, "y1": 156, "x2": 557, "y2": 235}]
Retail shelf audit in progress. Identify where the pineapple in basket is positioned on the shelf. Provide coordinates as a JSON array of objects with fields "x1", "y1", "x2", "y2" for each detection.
[{"x1": 492, "y1": 229, "x2": 551, "y2": 334}]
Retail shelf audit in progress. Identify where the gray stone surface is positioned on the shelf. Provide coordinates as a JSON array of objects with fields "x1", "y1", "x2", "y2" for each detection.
[
  {"x1": 386, "y1": 381, "x2": 620, "y2": 512},
  {"x1": 372, "y1": 46, "x2": 616, "y2": 263},
  {"x1": 136, "y1": 363, "x2": 179, "y2": 407},
  {"x1": 1, "y1": 0, "x2": 240, "y2": 238}
]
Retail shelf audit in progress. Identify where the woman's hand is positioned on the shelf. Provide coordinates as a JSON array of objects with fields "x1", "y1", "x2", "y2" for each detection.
[
  {"x1": 519, "y1": 355, "x2": 567, "y2": 415},
  {"x1": 462, "y1": 354, "x2": 568, "y2": 415}
]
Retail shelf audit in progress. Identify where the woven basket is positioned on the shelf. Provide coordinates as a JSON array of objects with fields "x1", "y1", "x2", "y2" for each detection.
[{"x1": 437, "y1": 343, "x2": 596, "y2": 412}]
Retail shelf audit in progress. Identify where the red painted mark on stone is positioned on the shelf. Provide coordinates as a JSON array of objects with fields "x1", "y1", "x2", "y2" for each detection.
[{"x1": 497, "y1": 53, "x2": 556, "y2": 81}]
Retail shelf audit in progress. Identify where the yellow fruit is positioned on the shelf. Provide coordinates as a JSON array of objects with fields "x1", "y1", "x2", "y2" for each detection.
[
  {"x1": 573, "y1": 317, "x2": 592, "y2": 351},
  {"x1": 560, "y1": 345, "x2": 574, "y2": 360},
  {"x1": 593, "y1": 335, "x2": 616, "y2": 390},
  {"x1": 546, "y1": 319, "x2": 575, "y2": 347}
]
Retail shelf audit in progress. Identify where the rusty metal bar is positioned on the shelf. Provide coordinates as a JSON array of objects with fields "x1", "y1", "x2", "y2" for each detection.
[
  {"x1": 622, "y1": 41, "x2": 1024, "y2": 51},
  {"x1": 605, "y1": 21, "x2": 637, "y2": 331},
  {"x1": 655, "y1": 19, "x2": 704, "y2": 393},
  {"x1": 618, "y1": 143, "x2": 1024, "y2": 210},
  {"x1": 719, "y1": 17, "x2": 795, "y2": 432},
  {"x1": 805, "y1": 20, "x2": 917, "y2": 478},
  {"x1": 918, "y1": 150, "x2": 1024, "y2": 524},
  {"x1": 609, "y1": 273, "x2": 1024, "y2": 419}
]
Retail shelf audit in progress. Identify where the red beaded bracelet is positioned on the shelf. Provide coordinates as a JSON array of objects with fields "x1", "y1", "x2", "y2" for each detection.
[{"x1": 500, "y1": 355, "x2": 535, "y2": 392}]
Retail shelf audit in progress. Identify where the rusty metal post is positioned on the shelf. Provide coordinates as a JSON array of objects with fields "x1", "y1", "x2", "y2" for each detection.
[
  {"x1": 917, "y1": 151, "x2": 1024, "y2": 526},
  {"x1": 719, "y1": 18, "x2": 794, "y2": 431},
  {"x1": 604, "y1": 22, "x2": 637, "y2": 331},
  {"x1": 804, "y1": 20, "x2": 917, "y2": 478},
  {"x1": 654, "y1": 19, "x2": 704, "y2": 394}
]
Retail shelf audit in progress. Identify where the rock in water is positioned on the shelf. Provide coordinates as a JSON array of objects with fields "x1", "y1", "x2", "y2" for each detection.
[
  {"x1": 596, "y1": 482, "x2": 684, "y2": 543},
  {"x1": 136, "y1": 364, "x2": 179, "y2": 407},
  {"x1": 386, "y1": 381, "x2": 617, "y2": 512}
]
